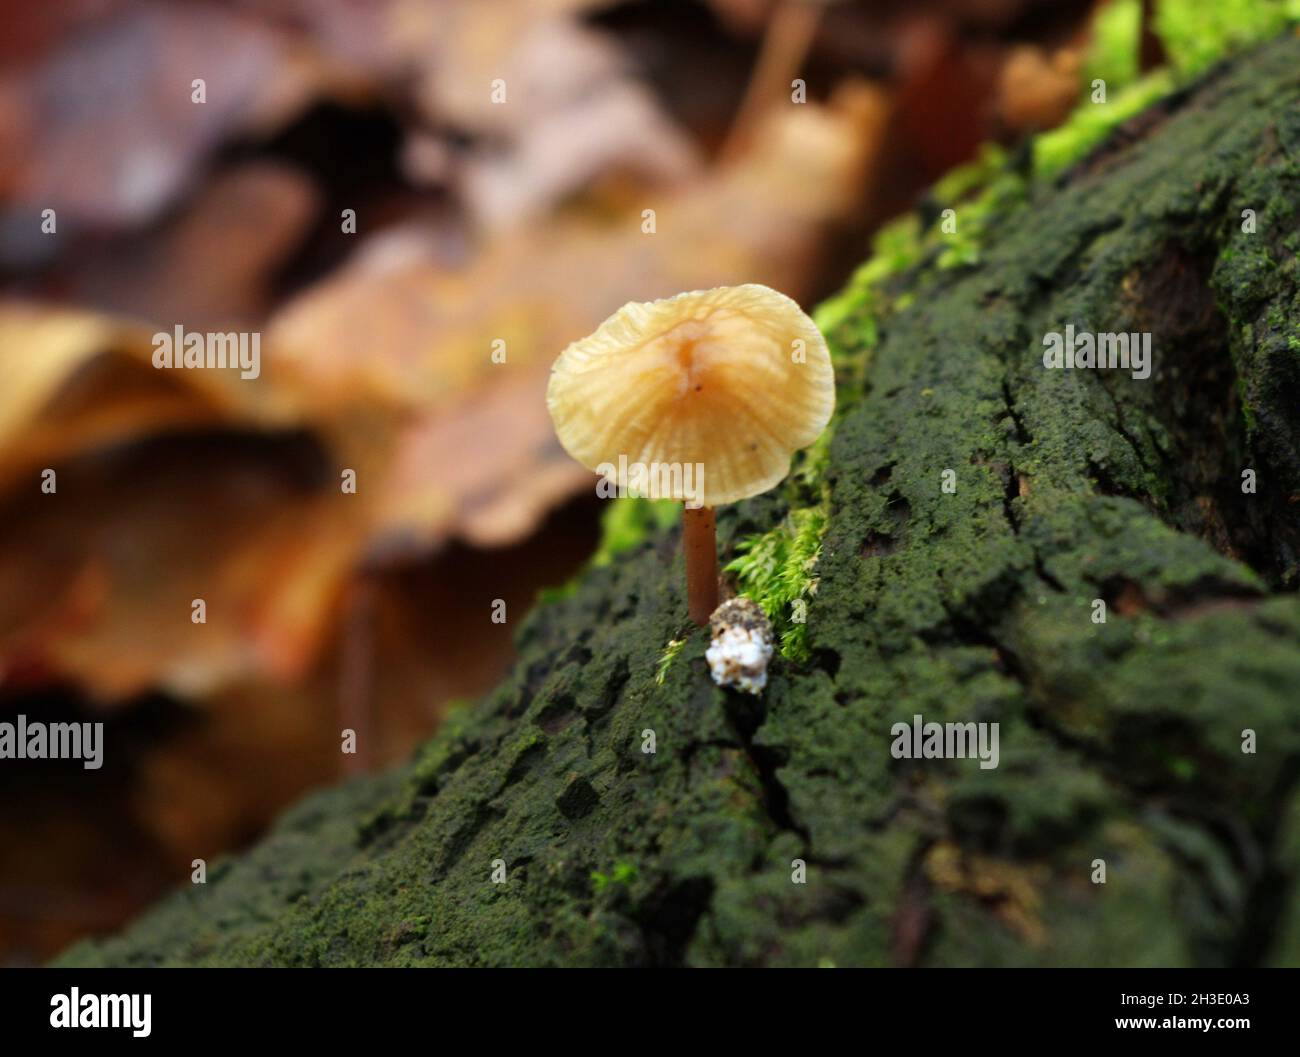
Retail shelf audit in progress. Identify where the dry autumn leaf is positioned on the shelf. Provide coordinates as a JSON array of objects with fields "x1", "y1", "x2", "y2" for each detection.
[
  {"x1": 0, "y1": 2, "x2": 323, "y2": 239},
  {"x1": 0, "y1": 302, "x2": 384, "y2": 702}
]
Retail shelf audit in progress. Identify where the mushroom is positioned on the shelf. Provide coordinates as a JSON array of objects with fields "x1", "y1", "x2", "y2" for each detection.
[{"x1": 547, "y1": 284, "x2": 834, "y2": 625}]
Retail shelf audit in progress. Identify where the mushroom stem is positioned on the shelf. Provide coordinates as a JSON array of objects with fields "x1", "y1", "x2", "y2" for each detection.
[{"x1": 683, "y1": 505, "x2": 719, "y2": 625}]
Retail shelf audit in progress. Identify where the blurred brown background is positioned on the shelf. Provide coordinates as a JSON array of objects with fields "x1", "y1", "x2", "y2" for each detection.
[{"x1": 0, "y1": 0, "x2": 1103, "y2": 964}]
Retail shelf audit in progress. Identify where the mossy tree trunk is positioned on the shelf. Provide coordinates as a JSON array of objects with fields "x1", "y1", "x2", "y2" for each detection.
[{"x1": 62, "y1": 33, "x2": 1300, "y2": 968}]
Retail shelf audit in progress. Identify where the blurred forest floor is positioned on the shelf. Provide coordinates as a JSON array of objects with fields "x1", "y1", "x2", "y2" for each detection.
[{"x1": 0, "y1": 0, "x2": 1115, "y2": 962}]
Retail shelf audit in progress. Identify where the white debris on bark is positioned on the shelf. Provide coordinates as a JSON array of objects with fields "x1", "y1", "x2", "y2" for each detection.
[{"x1": 706, "y1": 597, "x2": 774, "y2": 695}]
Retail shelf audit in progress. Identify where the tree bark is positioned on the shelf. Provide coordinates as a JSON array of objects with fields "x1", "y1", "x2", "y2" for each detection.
[{"x1": 59, "y1": 32, "x2": 1300, "y2": 968}]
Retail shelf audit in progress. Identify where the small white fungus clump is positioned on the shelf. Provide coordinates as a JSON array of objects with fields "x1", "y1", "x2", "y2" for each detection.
[{"x1": 706, "y1": 597, "x2": 775, "y2": 695}]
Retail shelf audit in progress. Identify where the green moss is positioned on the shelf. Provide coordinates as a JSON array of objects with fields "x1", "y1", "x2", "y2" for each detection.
[
  {"x1": 654, "y1": 636, "x2": 686, "y2": 685},
  {"x1": 932, "y1": 143, "x2": 1007, "y2": 203},
  {"x1": 1085, "y1": 0, "x2": 1142, "y2": 95},
  {"x1": 592, "y1": 498, "x2": 680, "y2": 566},
  {"x1": 1034, "y1": 70, "x2": 1174, "y2": 178},
  {"x1": 591, "y1": 861, "x2": 637, "y2": 891},
  {"x1": 813, "y1": 214, "x2": 923, "y2": 345},
  {"x1": 936, "y1": 161, "x2": 1028, "y2": 271},
  {"x1": 1156, "y1": 0, "x2": 1299, "y2": 77},
  {"x1": 822, "y1": 0, "x2": 1300, "y2": 311},
  {"x1": 725, "y1": 506, "x2": 827, "y2": 662},
  {"x1": 1028, "y1": 0, "x2": 1300, "y2": 181}
]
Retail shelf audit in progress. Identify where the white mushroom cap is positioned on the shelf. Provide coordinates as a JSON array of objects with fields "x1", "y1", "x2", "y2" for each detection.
[{"x1": 547, "y1": 284, "x2": 835, "y2": 508}]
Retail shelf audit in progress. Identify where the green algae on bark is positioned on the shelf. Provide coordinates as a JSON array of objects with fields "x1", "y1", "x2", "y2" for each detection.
[{"x1": 58, "y1": 32, "x2": 1300, "y2": 968}]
